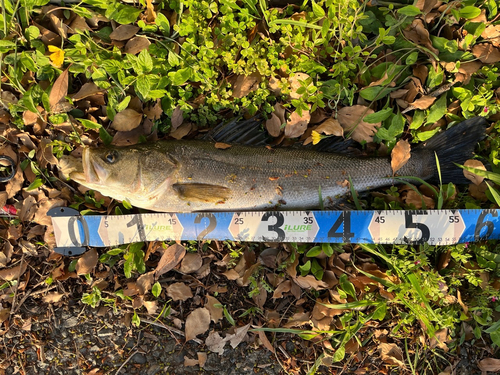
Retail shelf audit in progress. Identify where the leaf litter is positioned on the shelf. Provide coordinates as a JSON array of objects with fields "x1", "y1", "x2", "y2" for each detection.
[{"x1": 1, "y1": 0, "x2": 499, "y2": 374}]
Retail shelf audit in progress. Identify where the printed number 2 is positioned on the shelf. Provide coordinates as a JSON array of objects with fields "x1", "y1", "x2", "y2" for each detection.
[
  {"x1": 328, "y1": 212, "x2": 354, "y2": 242},
  {"x1": 405, "y1": 212, "x2": 430, "y2": 244},
  {"x1": 194, "y1": 213, "x2": 217, "y2": 240}
]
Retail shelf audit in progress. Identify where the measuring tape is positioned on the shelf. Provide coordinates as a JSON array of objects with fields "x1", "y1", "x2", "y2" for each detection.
[{"x1": 47, "y1": 208, "x2": 500, "y2": 256}]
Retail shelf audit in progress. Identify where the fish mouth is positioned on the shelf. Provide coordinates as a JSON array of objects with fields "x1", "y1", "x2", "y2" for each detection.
[{"x1": 83, "y1": 148, "x2": 108, "y2": 184}]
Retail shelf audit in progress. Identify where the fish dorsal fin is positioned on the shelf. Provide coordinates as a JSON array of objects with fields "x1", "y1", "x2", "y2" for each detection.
[
  {"x1": 172, "y1": 183, "x2": 231, "y2": 202},
  {"x1": 203, "y1": 116, "x2": 268, "y2": 146}
]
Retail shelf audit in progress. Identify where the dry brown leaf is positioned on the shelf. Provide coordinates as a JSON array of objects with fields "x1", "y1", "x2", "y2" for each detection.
[
  {"x1": 472, "y1": 43, "x2": 500, "y2": 64},
  {"x1": 265, "y1": 113, "x2": 282, "y2": 137},
  {"x1": 111, "y1": 108, "x2": 143, "y2": 132},
  {"x1": 38, "y1": 138, "x2": 58, "y2": 168},
  {"x1": 0, "y1": 262, "x2": 27, "y2": 281},
  {"x1": 137, "y1": 271, "x2": 155, "y2": 295},
  {"x1": 391, "y1": 139, "x2": 411, "y2": 175},
  {"x1": 478, "y1": 358, "x2": 500, "y2": 372},
  {"x1": 156, "y1": 243, "x2": 186, "y2": 277},
  {"x1": 232, "y1": 74, "x2": 260, "y2": 99},
  {"x1": 288, "y1": 72, "x2": 310, "y2": 100},
  {"x1": 110, "y1": 25, "x2": 140, "y2": 41},
  {"x1": 166, "y1": 282, "x2": 193, "y2": 301},
  {"x1": 72, "y1": 83, "x2": 106, "y2": 101},
  {"x1": 252, "y1": 286, "x2": 267, "y2": 309},
  {"x1": 180, "y1": 253, "x2": 203, "y2": 273},
  {"x1": 273, "y1": 280, "x2": 291, "y2": 299},
  {"x1": 206, "y1": 295, "x2": 223, "y2": 323},
  {"x1": 144, "y1": 100, "x2": 163, "y2": 121},
  {"x1": 185, "y1": 307, "x2": 211, "y2": 342},
  {"x1": 184, "y1": 356, "x2": 199, "y2": 367},
  {"x1": 42, "y1": 292, "x2": 64, "y2": 303},
  {"x1": 257, "y1": 330, "x2": 275, "y2": 353},
  {"x1": 403, "y1": 19, "x2": 439, "y2": 55},
  {"x1": 315, "y1": 118, "x2": 344, "y2": 136},
  {"x1": 171, "y1": 106, "x2": 183, "y2": 131},
  {"x1": 337, "y1": 105, "x2": 381, "y2": 143},
  {"x1": 482, "y1": 25, "x2": 500, "y2": 47},
  {"x1": 19, "y1": 195, "x2": 37, "y2": 222},
  {"x1": 214, "y1": 142, "x2": 232, "y2": 150},
  {"x1": 293, "y1": 275, "x2": 328, "y2": 290},
  {"x1": 124, "y1": 36, "x2": 151, "y2": 55},
  {"x1": 274, "y1": 103, "x2": 286, "y2": 124},
  {"x1": 169, "y1": 122, "x2": 192, "y2": 140},
  {"x1": 404, "y1": 189, "x2": 435, "y2": 209},
  {"x1": 49, "y1": 68, "x2": 69, "y2": 110},
  {"x1": 145, "y1": 0, "x2": 157, "y2": 22},
  {"x1": 205, "y1": 331, "x2": 226, "y2": 355},
  {"x1": 429, "y1": 328, "x2": 449, "y2": 352},
  {"x1": 226, "y1": 323, "x2": 251, "y2": 349},
  {"x1": 76, "y1": 248, "x2": 98, "y2": 275},
  {"x1": 197, "y1": 352, "x2": 207, "y2": 368},
  {"x1": 378, "y1": 342, "x2": 405, "y2": 367},
  {"x1": 463, "y1": 159, "x2": 486, "y2": 186},
  {"x1": 416, "y1": 0, "x2": 438, "y2": 13},
  {"x1": 33, "y1": 198, "x2": 65, "y2": 226},
  {"x1": 410, "y1": 95, "x2": 436, "y2": 110},
  {"x1": 143, "y1": 300, "x2": 158, "y2": 315},
  {"x1": 222, "y1": 269, "x2": 240, "y2": 280},
  {"x1": 23, "y1": 109, "x2": 39, "y2": 125},
  {"x1": 68, "y1": 15, "x2": 91, "y2": 34},
  {"x1": 285, "y1": 110, "x2": 310, "y2": 138}
]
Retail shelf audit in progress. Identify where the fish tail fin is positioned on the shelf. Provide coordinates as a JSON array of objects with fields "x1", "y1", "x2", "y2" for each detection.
[{"x1": 415, "y1": 117, "x2": 488, "y2": 184}]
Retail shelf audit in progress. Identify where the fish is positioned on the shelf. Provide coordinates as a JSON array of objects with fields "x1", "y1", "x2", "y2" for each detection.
[{"x1": 58, "y1": 117, "x2": 487, "y2": 212}]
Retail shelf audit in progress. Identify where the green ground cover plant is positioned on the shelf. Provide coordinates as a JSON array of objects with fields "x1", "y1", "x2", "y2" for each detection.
[{"x1": 1, "y1": 0, "x2": 500, "y2": 373}]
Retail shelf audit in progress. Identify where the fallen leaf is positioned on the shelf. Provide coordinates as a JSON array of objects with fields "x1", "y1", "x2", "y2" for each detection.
[
  {"x1": 137, "y1": 271, "x2": 155, "y2": 294},
  {"x1": 72, "y1": 83, "x2": 106, "y2": 101},
  {"x1": 472, "y1": 44, "x2": 500, "y2": 64},
  {"x1": 378, "y1": 342, "x2": 405, "y2": 367},
  {"x1": 403, "y1": 189, "x2": 435, "y2": 209},
  {"x1": 33, "y1": 198, "x2": 65, "y2": 226},
  {"x1": 111, "y1": 109, "x2": 143, "y2": 131},
  {"x1": 285, "y1": 110, "x2": 310, "y2": 138},
  {"x1": 184, "y1": 356, "x2": 199, "y2": 367},
  {"x1": 288, "y1": 72, "x2": 311, "y2": 100},
  {"x1": 145, "y1": 0, "x2": 157, "y2": 22},
  {"x1": 463, "y1": 159, "x2": 486, "y2": 185},
  {"x1": 429, "y1": 328, "x2": 449, "y2": 352},
  {"x1": 315, "y1": 117, "x2": 344, "y2": 136},
  {"x1": 205, "y1": 331, "x2": 226, "y2": 355},
  {"x1": 185, "y1": 307, "x2": 211, "y2": 342},
  {"x1": 110, "y1": 25, "x2": 141, "y2": 41},
  {"x1": 226, "y1": 323, "x2": 251, "y2": 348},
  {"x1": 391, "y1": 139, "x2": 411, "y2": 175},
  {"x1": 75, "y1": 248, "x2": 98, "y2": 275},
  {"x1": 68, "y1": 15, "x2": 91, "y2": 34},
  {"x1": 273, "y1": 280, "x2": 291, "y2": 299},
  {"x1": 155, "y1": 244, "x2": 186, "y2": 277},
  {"x1": 180, "y1": 252, "x2": 203, "y2": 273},
  {"x1": 124, "y1": 36, "x2": 151, "y2": 55},
  {"x1": 18, "y1": 195, "x2": 37, "y2": 222},
  {"x1": 206, "y1": 295, "x2": 223, "y2": 323},
  {"x1": 265, "y1": 113, "x2": 282, "y2": 137},
  {"x1": 403, "y1": 19, "x2": 439, "y2": 55},
  {"x1": 197, "y1": 352, "x2": 207, "y2": 368},
  {"x1": 293, "y1": 275, "x2": 329, "y2": 290},
  {"x1": 416, "y1": 0, "x2": 438, "y2": 14},
  {"x1": 257, "y1": 330, "x2": 275, "y2": 353},
  {"x1": 171, "y1": 106, "x2": 183, "y2": 131},
  {"x1": 49, "y1": 68, "x2": 69, "y2": 110},
  {"x1": 482, "y1": 25, "x2": 500, "y2": 47},
  {"x1": 214, "y1": 142, "x2": 232, "y2": 150},
  {"x1": 166, "y1": 282, "x2": 193, "y2": 301},
  {"x1": 232, "y1": 74, "x2": 260, "y2": 98},
  {"x1": 37, "y1": 138, "x2": 58, "y2": 168},
  {"x1": 42, "y1": 292, "x2": 64, "y2": 303},
  {"x1": 0, "y1": 263, "x2": 27, "y2": 281},
  {"x1": 478, "y1": 358, "x2": 500, "y2": 372},
  {"x1": 410, "y1": 96, "x2": 436, "y2": 109},
  {"x1": 169, "y1": 122, "x2": 192, "y2": 140},
  {"x1": 337, "y1": 105, "x2": 381, "y2": 143}
]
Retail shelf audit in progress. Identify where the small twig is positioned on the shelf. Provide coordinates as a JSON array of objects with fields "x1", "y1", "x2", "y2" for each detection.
[
  {"x1": 115, "y1": 349, "x2": 138, "y2": 375},
  {"x1": 9, "y1": 253, "x2": 26, "y2": 320}
]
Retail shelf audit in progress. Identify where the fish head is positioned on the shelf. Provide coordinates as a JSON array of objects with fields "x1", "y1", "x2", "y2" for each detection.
[{"x1": 59, "y1": 144, "x2": 179, "y2": 204}]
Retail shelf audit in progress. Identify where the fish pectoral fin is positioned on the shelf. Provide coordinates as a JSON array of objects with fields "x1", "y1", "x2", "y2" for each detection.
[{"x1": 172, "y1": 183, "x2": 231, "y2": 202}]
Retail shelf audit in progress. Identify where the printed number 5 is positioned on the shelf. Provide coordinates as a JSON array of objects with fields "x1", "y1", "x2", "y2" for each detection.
[{"x1": 405, "y1": 212, "x2": 430, "y2": 244}]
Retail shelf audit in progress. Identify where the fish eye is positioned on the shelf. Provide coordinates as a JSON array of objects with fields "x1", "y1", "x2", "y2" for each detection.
[{"x1": 105, "y1": 150, "x2": 118, "y2": 164}]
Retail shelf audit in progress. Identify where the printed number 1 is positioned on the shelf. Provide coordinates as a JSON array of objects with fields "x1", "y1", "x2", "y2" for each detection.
[{"x1": 127, "y1": 215, "x2": 146, "y2": 241}]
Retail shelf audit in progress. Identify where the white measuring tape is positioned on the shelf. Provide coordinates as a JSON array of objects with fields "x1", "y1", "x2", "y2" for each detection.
[{"x1": 48, "y1": 208, "x2": 499, "y2": 256}]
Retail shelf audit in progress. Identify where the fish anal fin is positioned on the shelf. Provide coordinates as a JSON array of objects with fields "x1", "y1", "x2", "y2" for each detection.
[{"x1": 173, "y1": 183, "x2": 231, "y2": 202}]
